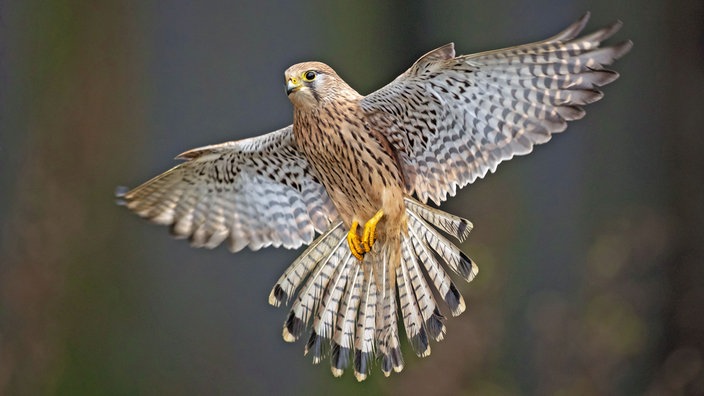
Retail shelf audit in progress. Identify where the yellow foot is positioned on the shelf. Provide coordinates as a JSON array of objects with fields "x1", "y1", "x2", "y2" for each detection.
[
  {"x1": 361, "y1": 209, "x2": 384, "y2": 253},
  {"x1": 347, "y1": 221, "x2": 365, "y2": 261},
  {"x1": 347, "y1": 210, "x2": 385, "y2": 261}
]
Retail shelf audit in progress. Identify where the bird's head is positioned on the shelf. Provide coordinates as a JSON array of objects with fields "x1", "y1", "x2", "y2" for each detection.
[{"x1": 285, "y1": 62, "x2": 355, "y2": 110}]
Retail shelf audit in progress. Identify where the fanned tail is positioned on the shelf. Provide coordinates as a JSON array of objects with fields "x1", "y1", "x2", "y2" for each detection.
[{"x1": 269, "y1": 197, "x2": 478, "y2": 380}]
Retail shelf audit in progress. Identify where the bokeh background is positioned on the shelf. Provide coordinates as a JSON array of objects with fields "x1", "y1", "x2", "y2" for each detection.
[{"x1": 1, "y1": 0, "x2": 703, "y2": 394}]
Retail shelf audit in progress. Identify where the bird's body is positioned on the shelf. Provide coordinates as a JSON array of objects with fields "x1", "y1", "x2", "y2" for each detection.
[
  {"x1": 118, "y1": 13, "x2": 631, "y2": 381},
  {"x1": 289, "y1": 62, "x2": 407, "y2": 245}
]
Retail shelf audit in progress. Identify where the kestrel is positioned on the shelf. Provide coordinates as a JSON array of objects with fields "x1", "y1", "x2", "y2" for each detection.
[{"x1": 118, "y1": 13, "x2": 631, "y2": 381}]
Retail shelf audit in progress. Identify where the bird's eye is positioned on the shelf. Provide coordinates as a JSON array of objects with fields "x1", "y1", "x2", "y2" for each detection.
[{"x1": 303, "y1": 71, "x2": 316, "y2": 81}]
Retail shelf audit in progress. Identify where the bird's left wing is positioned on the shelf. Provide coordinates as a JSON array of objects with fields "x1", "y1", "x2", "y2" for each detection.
[
  {"x1": 361, "y1": 13, "x2": 632, "y2": 205},
  {"x1": 118, "y1": 125, "x2": 339, "y2": 252}
]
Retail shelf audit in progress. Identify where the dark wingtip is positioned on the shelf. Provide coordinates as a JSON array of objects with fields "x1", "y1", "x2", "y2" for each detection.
[
  {"x1": 577, "y1": 20, "x2": 630, "y2": 53},
  {"x1": 612, "y1": 40, "x2": 634, "y2": 60},
  {"x1": 553, "y1": 12, "x2": 591, "y2": 42},
  {"x1": 596, "y1": 19, "x2": 624, "y2": 42},
  {"x1": 574, "y1": 11, "x2": 591, "y2": 33}
]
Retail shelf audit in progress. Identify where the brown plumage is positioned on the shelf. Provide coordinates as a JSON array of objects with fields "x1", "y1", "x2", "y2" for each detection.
[
  {"x1": 117, "y1": 13, "x2": 631, "y2": 381},
  {"x1": 287, "y1": 62, "x2": 407, "y2": 235}
]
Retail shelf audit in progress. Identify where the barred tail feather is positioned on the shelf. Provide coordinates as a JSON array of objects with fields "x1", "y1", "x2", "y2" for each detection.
[
  {"x1": 331, "y1": 265, "x2": 362, "y2": 377},
  {"x1": 269, "y1": 200, "x2": 478, "y2": 380},
  {"x1": 354, "y1": 264, "x2": 377, "y2": 381},
  {"x1": 305, "y1": 249, "x2": 354, "y2": 363},
  {"x1": 373, "y1": 239, "x2": 404, "y2": 376},
  {"x1": 398, "y1": 235, "x2": 430, "y2": 357},
  {"x1": 403, "y1": 240, "x2": 447, "y2": 342}
]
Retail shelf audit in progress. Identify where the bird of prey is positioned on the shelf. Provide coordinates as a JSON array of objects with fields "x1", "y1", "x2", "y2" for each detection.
[{"x1": 117, "y1": 13, "x2": 631, "y2": 381}]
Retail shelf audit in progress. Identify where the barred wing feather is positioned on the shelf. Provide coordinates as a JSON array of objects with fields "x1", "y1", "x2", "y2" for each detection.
[
  {"x1": 361, "y1": 13, "x2": 632, "y2": 204},
  {"x1": 117, "y1": 125, "x2": 338, "y2": 252}
]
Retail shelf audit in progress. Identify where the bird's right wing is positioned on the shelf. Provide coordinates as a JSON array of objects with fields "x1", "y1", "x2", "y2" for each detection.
[{"x1": 117, "y1": 125, "x2": 339, "y2": 252}]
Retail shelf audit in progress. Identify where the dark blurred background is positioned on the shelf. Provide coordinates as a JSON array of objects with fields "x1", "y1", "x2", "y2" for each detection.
[{"x1": 1, "y1": 0, "x2": 703, "y2": 394}]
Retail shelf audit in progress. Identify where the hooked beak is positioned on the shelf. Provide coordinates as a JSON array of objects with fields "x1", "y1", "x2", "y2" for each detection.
[{"x1": 286, "y1": 77, "x2": 301, "y2": 95}]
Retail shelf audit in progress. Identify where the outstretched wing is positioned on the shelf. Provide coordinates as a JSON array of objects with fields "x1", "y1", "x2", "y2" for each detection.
[
  {"x1": 118, "y1": 125, "x2": 339, "y2": 252},
  {"x1": 361, "y1": 13, "x2": 632, "y2": 205}
]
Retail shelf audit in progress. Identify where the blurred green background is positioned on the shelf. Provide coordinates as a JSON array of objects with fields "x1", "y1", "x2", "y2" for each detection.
[{"x1": 1, "y1": 0, "x2": 703, "y2": 394}]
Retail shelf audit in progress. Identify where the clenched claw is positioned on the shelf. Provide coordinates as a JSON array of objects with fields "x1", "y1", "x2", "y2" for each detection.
[
  {"x1": 347, "y1": 221, "x2": 365, "y2": 261},
  {"x1": 346, "y1": 210, "x2": 385, "y2": 261},
  {"x1": 361, "y1": 209, "x2": 384, "y2": 252}
]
